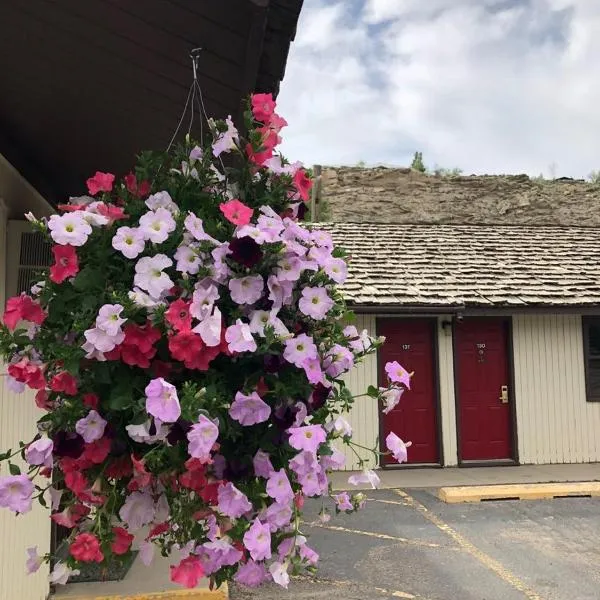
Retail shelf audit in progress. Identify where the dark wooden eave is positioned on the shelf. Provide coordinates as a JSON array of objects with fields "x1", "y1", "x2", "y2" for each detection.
[{"x1": 0, "y1": 0, "x2": 303, "y2": 205}]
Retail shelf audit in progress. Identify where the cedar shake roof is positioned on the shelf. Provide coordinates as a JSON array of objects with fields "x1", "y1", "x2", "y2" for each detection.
[{"x1": 322, "y1": 223, "x2": 600, "y2": 309}]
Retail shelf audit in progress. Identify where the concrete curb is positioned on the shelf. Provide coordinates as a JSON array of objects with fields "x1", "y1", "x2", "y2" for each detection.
[
  {"x1": 51, "y1": 584, "x2": 228, "y2": 600},
  {"x1": 438, "y1": 481, "x2": 600, "y2": 503}
]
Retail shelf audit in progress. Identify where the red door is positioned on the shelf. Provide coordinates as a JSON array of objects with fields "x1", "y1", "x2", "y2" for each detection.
[
  {"x1": 378, "y1": 319, "x2": 439, "y2": 465},
  {"x1": 455, "y1": 318, "x2": 513, "y2": 461}
]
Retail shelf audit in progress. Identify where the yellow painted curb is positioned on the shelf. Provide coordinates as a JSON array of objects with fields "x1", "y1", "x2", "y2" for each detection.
[
  {"x1": 51, "y1": 583, "x2": 228, "y2": 600},
  {"x1": 438, "y1": 481, "x2": 600, "y2": 503}
]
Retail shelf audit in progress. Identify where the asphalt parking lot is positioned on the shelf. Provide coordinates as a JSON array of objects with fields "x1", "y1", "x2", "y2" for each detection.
[{"x1": 231, "y1": 488, "x2": 600, "y2": 600}]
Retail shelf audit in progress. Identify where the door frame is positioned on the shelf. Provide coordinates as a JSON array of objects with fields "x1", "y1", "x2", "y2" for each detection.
[
  {"x1": 452, "y1": 316, "x2": 520, "y2": 467},
  {"x1": 376, "y1": 316, "x2": 445, "y2": 469}
]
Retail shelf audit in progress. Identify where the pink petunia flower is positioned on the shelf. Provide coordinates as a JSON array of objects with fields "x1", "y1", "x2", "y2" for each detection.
[
  {"x1": 187, "y1": 415, "x2": 219, "y2": 461},
  {"x1": 112, "y1": 226, "x2": 145, "y2": 259},
  {"x1": 217, "y1": 482, "x2": 252, "y2": 519},
  {"x1": 287, "y1": 424, "x2": 327, "y2": 454},
  {"x1": 385, "y1": 361, "x2": 412, "y2": 389},
  {"x1": 50, "y1": 245, "x2": 79, "y2": 283},
  {"x1": 251, "y1": 93, "x2": 276, "y2": 122},
  {"x1": 283, "y1": 334, "x2": 318, "y2": 368},
  {"x1": 332, "y1": 492, "x2": 353, "y2": 512},
  {"x1": 48, "y1": 213, "x2": 92, "y2": 246},
  {"x1": 253, "y1": 450, "x2": 275, "y2": 478},
  {"x1": 299, "y1": 286, "x2": 334, "y2": 320},
  {"x1": 229, "y1": 275, "x2": 264, "y2": 305},
  {"x1": 229, "y1": 391, "x2": 271, "y2": 426},
  {"x1": 386, "y1": 432, "x2": 412, "y2": 464},
  {"x1": 234, "y1": 560, "x2": 270, "y2": 588},
  {"x1": 2, "y1": 295, "x2": 46, "y2": 330},
  {"x1": 243, "y1": 519, "x2": 272, "y2": 561},
  {"x1": 292, "y1": 169, "x2": 313, "y2": 202},
  {"x1": 266, "y1": 469, "x2": 294, "y2": 504},
  {"x1": 86, "y1": 171, "x2": 115, "y2": 195},
  {"x1": 170, "y1": 556, "x2": 204, "y2": 589},
  {"x1": 219, "y1": 199, "x2": 253, "y2": 226},
  {"x1": 145, "y1": 378, "x2": 181, "y2": 423},
  {"x1": 75, "y1": 410, "x2": 107, "y2": 443},
  {"x1": 225, "y1": 319, "x2": 257, "y2": 353},
  {"x1": 0, "y1": 475, "x2": 34, "y2": 513}
]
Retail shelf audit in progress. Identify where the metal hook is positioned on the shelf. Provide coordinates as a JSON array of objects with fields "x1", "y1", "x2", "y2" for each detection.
[{"x1": 190, "y1": 47, "x2": 203, "y2": 81}]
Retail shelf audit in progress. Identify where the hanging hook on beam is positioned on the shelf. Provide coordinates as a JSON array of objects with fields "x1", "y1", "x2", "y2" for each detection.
[{"x1": 190, "y1": 47, "x2": 203, "y2": 82}]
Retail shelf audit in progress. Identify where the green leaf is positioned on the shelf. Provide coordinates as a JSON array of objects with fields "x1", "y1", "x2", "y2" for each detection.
[
  {"x1": 8, "y1": 462, "x2": 21, "y2": 476},
  {"x1": 109, "y1": 381, "x2": 134, "y2": 411},
  {"x1": 38, "y1": 495, "x2": 47, "y2": 508},
  {"x1": 0, "y1": 449, "x2": 12, "y2": 461},
  {"x1": 367, "y1": 385, "x2": 380, "y2": 398},
  {"x1": 72, "y1": 267, "x2": 102, "y2": 292}
]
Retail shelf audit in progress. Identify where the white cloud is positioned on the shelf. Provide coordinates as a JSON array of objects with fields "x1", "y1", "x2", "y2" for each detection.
[{"x1": 277, "y1": 0, "x2": 600, "y2": 178}]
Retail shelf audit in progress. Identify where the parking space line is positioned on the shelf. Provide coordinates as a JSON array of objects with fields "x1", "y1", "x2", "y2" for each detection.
[
  {"x1": 370, "y1": 498, "x2": 413, "y2": 507},
  {"x1": 395, "y1": 490, "x2": 545, "y2": 600},
  {"x1": 294, "y1": 574, "x2": 429, "y2": 599},
  {"x1": 304, "y1": 522, "x2": 443, "y2": 548}
]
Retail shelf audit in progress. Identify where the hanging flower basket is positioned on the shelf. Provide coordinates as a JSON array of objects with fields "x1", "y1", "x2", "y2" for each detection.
[{"x1": 0, "y1": 94, "x2": 411, "y2": 590}]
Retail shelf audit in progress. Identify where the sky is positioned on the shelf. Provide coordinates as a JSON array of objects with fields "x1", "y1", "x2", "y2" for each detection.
[{"x1": 276, "y1": 0, "x2": 600, "y2": 178}]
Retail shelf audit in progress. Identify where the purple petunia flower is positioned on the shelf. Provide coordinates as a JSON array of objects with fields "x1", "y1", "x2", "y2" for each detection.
[
  {"x1": 145, "y1": 378, "x2": 181, "y2": 423},
  {"x1": 75, "y1": 409, "x2": 107, "y2": 443},
  {"x1": 217, "y1": 482, "x2": 252, "y2": 519},
  {"x1": 229, "y1": 391, "x2": 271, "y2": 426},
  {"x1": 225, "y1": 319, "x2": 257, "y2": 353},
  {"x1": 234, "y1": 560, "x2": 270, "y2": 588},
  {"x1": 243, "y1": 519, "x2": 272, "y2": 561},
  {"x1": 283, "y1": 334, "x2": 318, "y2": 368},
  {"x1": 298, "y1": 287, "x2": 334, "y2": 321},
  {"x1": 287, "y1": 424, "x2": 327, "y2": 454},
  {"x1": 253, "y1": 450, "x2": 275, "y2": 478},
  {"x1": 0, "y1": 475, "x2": 34, "y2": 513},
  {"x1": 187, "y1": 415, "x2": 219, "y2": 461},
  {"x1": 229, "y1": 275, "x2": 264, "y2": 305},
  {"x1": 25, "y1": 437, "x2": 53, "y2": 468},
  {"x1": 266, "y1": 469, "x2": 294, "y2": 504}
]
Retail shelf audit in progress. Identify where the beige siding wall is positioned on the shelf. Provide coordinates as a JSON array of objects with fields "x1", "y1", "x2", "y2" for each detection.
[
  {"x1": 1, "y1": 176, "x2": 51, "y2": 599},
  {"x1": 437, "y1": 319, "x2": 458, "y2": 466},
  {"x1": 513, "y1": 313, "x2": 600, "y2": 464},
  {"x1": 338, "y1": 314, "x2": 379, "y2": 470},
  {"x1": 0, "y1": 381, "x2": 51, "y2": 600}
]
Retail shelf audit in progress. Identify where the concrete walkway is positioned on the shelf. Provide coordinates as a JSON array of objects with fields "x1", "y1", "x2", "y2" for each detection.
[{"x1": 330, "y1": 463, "x2": 600, "y2": 490}]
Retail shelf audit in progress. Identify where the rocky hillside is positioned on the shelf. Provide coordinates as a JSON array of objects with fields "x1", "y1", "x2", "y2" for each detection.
[{"x1": 318, "y1": 166, "x2": 600, "y2": 225}]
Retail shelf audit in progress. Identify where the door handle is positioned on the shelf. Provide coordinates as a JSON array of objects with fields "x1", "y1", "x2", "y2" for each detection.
[{"x1": 499, "y1": 385, "x2": 509, "y2": 404}]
